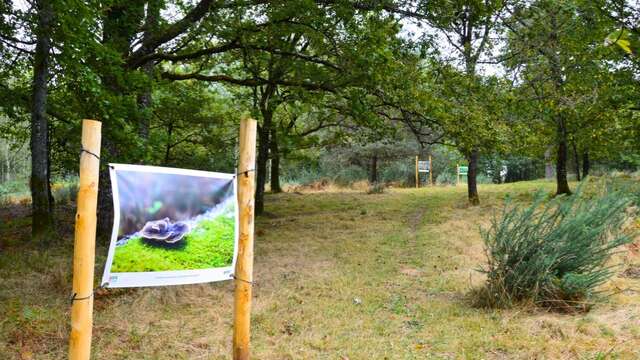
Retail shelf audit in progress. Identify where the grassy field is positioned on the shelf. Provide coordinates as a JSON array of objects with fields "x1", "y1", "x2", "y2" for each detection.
[{"x1": 1, "y1": 180, "x2": 639, "y2": 359}]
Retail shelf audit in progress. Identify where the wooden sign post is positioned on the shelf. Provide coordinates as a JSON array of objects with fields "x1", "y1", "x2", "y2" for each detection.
[
  {"x1": 69, "y1": 120, "x2": 102, "y2": 360},
  {"x1": 233, "y1": 117, "x2": 257, "y2": 360},
  {"x1": 415, "y1": 156, "x2": 419, "y2": 189},
  {"x1": 429, "y1": 155, "x2": 433, "y2": 186}
]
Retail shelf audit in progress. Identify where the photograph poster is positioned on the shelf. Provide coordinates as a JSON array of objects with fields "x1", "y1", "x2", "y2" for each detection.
[{"x1": 102, "y1": 164, "x2": 238, "y2": 288}]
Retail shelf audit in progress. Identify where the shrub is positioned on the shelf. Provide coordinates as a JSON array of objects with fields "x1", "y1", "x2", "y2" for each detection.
[
  {"x1": 476, "y1": 186, "x2": 633, "y2": 312},
  {"x1": 476, "y1": 174, "x2": 493, "y2": 185},
  {"x1": 436, "y1": 172, "x2": 457, "y2": 185},
  {"x1": 281, "y1": 166, "x2": 322, "y2": 186},
  {"x1": 0, "y1": 179, "x2": 30, "y2": 205},
  {"x1": 380, "y1": 162, "x2": 412, "y2": 185},
  {"x1": 0, "y1": 179, "x2": 29, "y2": 196},
  {"x1": 333, "y1": 165, "x2": 367, "y2": 186}
]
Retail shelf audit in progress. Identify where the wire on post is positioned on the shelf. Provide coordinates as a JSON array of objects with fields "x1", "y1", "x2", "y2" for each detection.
[
  {"x1": 80, "y1": 147, "x2": 101, "y2": 161},
  {"x1": 69, "y1": 283, "x2": 109, "y2": 304},
  {"x1": 234, "y1": 168, "x2": 256, "y2": 178},
  {"x1": 232, "y1": 274, "x2": 254, "y2": 285}
]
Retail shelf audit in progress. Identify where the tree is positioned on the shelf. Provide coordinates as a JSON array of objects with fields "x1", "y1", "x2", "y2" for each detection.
[
  {"x1": 434, "y1": 66, "x2": 509, "y2": 193},
  {"x1": 161, "y1": 1, "x2": 410, "y2": 214},
  {"x1": 30, "y1": 0, "x2": 55, "y2": 241},
  {"x1": 503, "y1": 0, "x2": 628, "y2": 194},
  {"x1": 417, "y1": 0, "x2": 509, "y2": 204},
  {"x1": 149, "y1": 81, "x2": 239, "y2": 170},
  {"x1": 1, "y1": 0, "x2": 65, "y2": 241},
  {"x1": 89, "y1": 0, "x2": 230, "y2": 235}
]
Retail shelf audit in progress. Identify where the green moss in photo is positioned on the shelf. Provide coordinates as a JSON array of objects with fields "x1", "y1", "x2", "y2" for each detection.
[{"x1": 111, "y1": 215, "x2": 235, "y2": 272}]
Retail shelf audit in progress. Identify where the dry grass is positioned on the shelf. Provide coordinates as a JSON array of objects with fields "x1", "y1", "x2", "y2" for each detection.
[{"x1": 1, "y1": 180, "x2": 639, "y2": 359}]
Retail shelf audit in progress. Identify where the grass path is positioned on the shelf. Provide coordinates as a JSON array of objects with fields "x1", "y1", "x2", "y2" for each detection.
[{"x1": 1, "y1": 181, "x2": 639, "y2": 359}]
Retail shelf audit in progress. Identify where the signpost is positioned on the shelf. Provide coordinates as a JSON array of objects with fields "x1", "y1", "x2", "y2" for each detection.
[
  {"x1": 415, "y1": 155, "x2": 433, "y2": 187},
  {"x1": 429, "y1": 155, "x2": 432, "y2": 185},
  {"x1": 233, "y1": 117, "x2": 257, "y2": 360},
  {"x1": 69, "y1": 120, "x2": 101, "y2": 360},
  {"x1": 415, "y1": 156, "x2": 419, "y2": 188},
  {"x1": 457, "y1": 164, "x2": 469, "y2": 186}
]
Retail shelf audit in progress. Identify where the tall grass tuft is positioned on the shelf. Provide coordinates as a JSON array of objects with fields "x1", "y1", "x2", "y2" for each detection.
[{"x1": 475, "y1": 186, "x2": 634, "y2": 312}]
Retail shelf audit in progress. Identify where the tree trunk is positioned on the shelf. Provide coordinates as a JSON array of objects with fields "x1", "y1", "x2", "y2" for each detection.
[
  {"x1": 96, "y1": 3, "x2": 146, "y2": 239},
  {"x1": 467, "y1": 149, "x2": 480, "y2": 205},
  {"x1": 163, "y1": 122, "x2": 174, "y2": 165},
  {"x1": 555, "y1": 118, "x2": 572, "y2": 195},
  {"x1": 137, "y1": 0, "x2": 160, "y2": 141},
  {"x1": 4, "y1": 142, "x2": 10, "y2": 182},
  {"x1": 544, "y1": 146, "x2": 555, "y2": 179},
  {"x1": 30, "y1": 0, "x2": 54, "y2": 242},
  {"x1": 369, "y1": 154, "x2": 378, "y2": 183},
  {"x1": 571, "y1": 141, "x2": 581, "y2": 181},
  {"x1": 582, "y1": 151, "x2": 590, "y2": 178},
  {"x1": 548, "y1": 11, "x2": 571, "y2": 195},
  {"x1": 97, "y1": 143, "x2": 116, "y2": 239},
  {"x1": 269, "y1": 127, "x2": 282, "y2": 193},
  {"x1": 255, "y1": 110, "x2": 272, "y2": 215}
]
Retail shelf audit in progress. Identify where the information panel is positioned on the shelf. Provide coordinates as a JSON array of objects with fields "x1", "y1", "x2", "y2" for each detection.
[{"x1": 418, "y1": 160, "x2": 430, "y2": 173}]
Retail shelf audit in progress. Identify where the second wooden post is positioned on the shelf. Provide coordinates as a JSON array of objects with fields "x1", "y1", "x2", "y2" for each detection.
[
  {"x1": 415, "y1": 156, "x2": 419, "y2": 189},
  {"x1": 233, "y1": 117, "x2": 257, "y2": 360},
  {"x1": 69, "y1": 119, "x2": 102, "y2": 360},
  {"x1": 429, "y1": 155, "x2": 433, "y2": 186}
]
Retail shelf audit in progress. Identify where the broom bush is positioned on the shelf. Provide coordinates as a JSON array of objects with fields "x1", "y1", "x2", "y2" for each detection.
[{"x1": 477, "y1": 186, "x2": 634, "y2": 312}]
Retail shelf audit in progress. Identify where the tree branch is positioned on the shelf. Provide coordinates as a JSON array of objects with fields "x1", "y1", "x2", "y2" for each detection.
[
  {"x1": 161, "y1": 71, "x2": 337, "y2": 92},
  {"x1": 126, "y1": 0, "x2": 216, "y2": 68}
]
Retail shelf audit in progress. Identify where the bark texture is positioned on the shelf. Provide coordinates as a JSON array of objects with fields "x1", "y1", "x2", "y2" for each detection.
[
  {"x1": 555, "y1": 118, "x2": 572, "y2": 195},
  {"x1": 269, "y1": 127, "x2": 282, "y2": 193},
  {"x1": 369, "y1": 154, "x2": 378, "y2": 183},
  {"x1": 571, "y1": 141, "x2": 581, "y2": 181},
  {"x1": 255, "y1": 116, "x2": 270, "y2": 214},
  {"x1": 96, "y1": 3, "x2": 144, "y2": 238},
  {"x1": 137, "y1": 0, "x2": 161, "y2": 140},
  {"x1": 467, "y1": 149, "x2": 480, "y2": 206},
  {"x1": 544, "y1": 146, "x2": 555, "y2": 179},
  {"x1": 549, "y1": 9, "x2": 571, "y2": 196},
  {"x1": 30, "y1": 0, "x2": 55, "y2": 242}
]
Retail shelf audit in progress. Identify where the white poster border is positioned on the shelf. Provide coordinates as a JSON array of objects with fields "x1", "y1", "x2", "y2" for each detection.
[{"x1": 101, "y1": 163, "x2": 239, "y2": 288}]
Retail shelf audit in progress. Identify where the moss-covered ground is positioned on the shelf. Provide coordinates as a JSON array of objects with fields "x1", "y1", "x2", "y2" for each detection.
[{"x1": 111, "y1": 215, "x2": 235, "y2": 272}]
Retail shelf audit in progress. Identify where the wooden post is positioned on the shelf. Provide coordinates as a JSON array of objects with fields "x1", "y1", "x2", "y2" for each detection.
[
  {"x1": 429, "y1": 155, "x2": 433, "y2": 186},
  {"x1": 69, "y1": 120, "x2": 101, "y2": 360},
  {"x1": 233, "y1": 117, "x2": 257, "y2": 360},
  {"x1": 415, "y1": 156, "x2": 419, "y2": 189},
  {"x1": 456, "y1": 164, "x2": 460, "y2": 186}
]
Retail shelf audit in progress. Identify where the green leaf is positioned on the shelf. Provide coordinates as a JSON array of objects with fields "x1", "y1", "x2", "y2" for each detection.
[{"x1": 605, "y1": 29, "x2": 633, "y2": 55}]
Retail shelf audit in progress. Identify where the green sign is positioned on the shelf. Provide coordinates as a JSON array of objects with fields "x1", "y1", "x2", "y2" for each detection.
[{"x1": 458, "y1": 166, "x2": 469, "y2": 175}]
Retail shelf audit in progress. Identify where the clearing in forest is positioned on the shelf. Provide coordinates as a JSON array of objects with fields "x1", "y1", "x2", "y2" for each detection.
[{"x1": 1, "y1": 180, "x2": 639, "y2": 359}]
